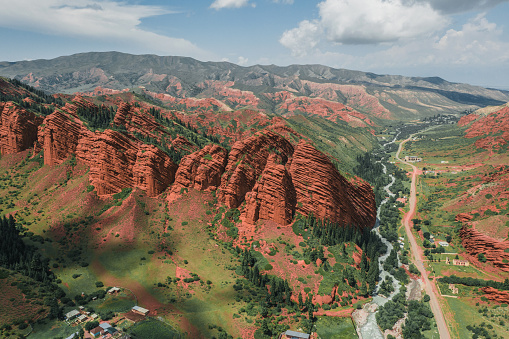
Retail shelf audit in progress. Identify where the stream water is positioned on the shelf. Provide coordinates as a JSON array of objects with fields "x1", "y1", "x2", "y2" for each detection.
[{"x1": 357, "y1": 132, "x2": 402, "y2": 339}]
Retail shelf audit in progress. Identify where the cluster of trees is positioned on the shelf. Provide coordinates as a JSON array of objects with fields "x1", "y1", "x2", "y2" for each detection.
[
  {"x1": 0, "y1": 215, "x2": 66, "y2": 320},
  {"x1": 0, "y1": 215, "x2": 54, "y2": 283},
  {"x1": 402, "y1": 300, "x2": 434, "y2": 337},
  {"x1": 239, "y1": 249, "x2": 293, "y2": 308},
  {"x1": 295, "y1": 214, "x2": 386, "y2": 294},
  {"x1": 76, "y1": 105, "x2": 116, "y2": 130},
  {"x1": 439, "y1": 275, "x2": 509, "y2": 291}
]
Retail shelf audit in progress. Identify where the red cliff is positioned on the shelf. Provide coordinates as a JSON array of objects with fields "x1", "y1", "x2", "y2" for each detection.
[
  {"x1": 289, "y1": 140, "x2": 376, "y2": 228},
  {"x1": 218, "y1": 130, "x2": 294, "y2": 209},
  {"x1": 171, "y1": 144, "x2": 228, "y2": 194},
  {"x1": 243, "y1": 153, "x2": 296, "y2": 226},
  {"x1": 37, "y1": 111, "x2": 82, "y2": 165},
  {"x1": 0, "y1": 102, "x2": 43, "y2": 155},
  {"x1": 459, "y1": 225, "x2": 509, "y2": 272},
  {"x1": 481, "y1": 287, "x2": 509, "y2": 304},
  {"x1": 133, "y1": 144, "x2": 178, "y2": 197}
]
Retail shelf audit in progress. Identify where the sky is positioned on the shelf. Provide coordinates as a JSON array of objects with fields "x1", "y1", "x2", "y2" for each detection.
[{"x1": 0, "y1": 0, "x2": 509, "y2": 89}]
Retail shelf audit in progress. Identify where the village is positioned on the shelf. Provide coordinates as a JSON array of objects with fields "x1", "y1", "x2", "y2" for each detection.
[{"x1": 62, "y1": 287, "x2": 151, "y2": 339}]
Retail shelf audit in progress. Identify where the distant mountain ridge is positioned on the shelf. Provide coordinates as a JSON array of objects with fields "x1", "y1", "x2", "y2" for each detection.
[{"x1": 1, "y1": 51, "x2": 508, "y2": 122}]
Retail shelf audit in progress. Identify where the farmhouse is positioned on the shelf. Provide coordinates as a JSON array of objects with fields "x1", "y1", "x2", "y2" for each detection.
[
  {"x1": 90, "y1": 326, "x2": 104, "y2": 337},
  {"x1": 405, "y1": 156, "x2": 422, "y2": 162},
  {"x1": 132, "y1": 306, "x2": 150, "y2": 316},
  {"x1": 453, "y1": 259, "x2": 470, "y2": 266},
  {"x1": 283, "y1": 330, "x2": 310, "y2": 339},
  {"x1": 439, "y1": 241, "x2": 449, "y2": 247},
  {"x1": 108, "y1": 286, "x2": 121, "y2": 294},
  {"x1": 65, "y1": 309, "x2": 80, "y2": 320}
]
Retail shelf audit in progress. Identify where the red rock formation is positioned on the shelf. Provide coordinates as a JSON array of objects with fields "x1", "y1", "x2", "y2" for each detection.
[
  {"x1": 455, "y1": 213, "x2": 473, "y2": 222},
  {"x1": 171, "y1": 144, "x2": 228, "y2": 193},
  {"x1": 481, "y1": 287, "x2": 509, "y2": 304},
  {"x1": 76, "y1": 129, "x2": 177, "y2": 197},
  {"x1": 133, "y1": 144, "x2": 178, "y2": 197},
  {"x1": 459, "y1": 225, "x2": 509, "y2": 272},
  {"x1": 243, "y1": 153, "x2": 296, "y2": 226},
  {"x1": 461, "y1": 106, "x2": 509, "y2": 151},
  {"x1": 37, "y1": 111, "x2": 82, "y2": 165},
  {"x1": 218, "y1": 130, "x2": 294, "y2": 208},
  {"x1": 0, "y1": 102, "x2": 43, "y2": 155},
  {"x1": 289, "y1": 140, "x2": 376, "y2": 228}
]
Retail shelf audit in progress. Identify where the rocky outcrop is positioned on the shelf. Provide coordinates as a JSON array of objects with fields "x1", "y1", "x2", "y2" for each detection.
[
  {"x1": 289, "y1": 140, "x2": 376, "y2": 228},
  {"x1": 36, "y1": 111, "x2": 82, "y2": 165},
  {"x1": 455, "y1": 213, "x2": 473, "y2": 222},
  {"x1": 243, "y1": 154, "x2": 296, "y2": 226},
  {"x1": 0, "y1": 102, "x2": 43, "y2": 155},
  {"x1": 218, "y1": 130, "x2": 294, "y2": 209},
  {"x1": 133, "y1": 144, "x2": 178, "y2": 197},
  {"x1": 218, "y1": 131, "x2": 376, "y2": 228},
  {"x1": 481, "y1": 287, "x2": 509, "y2": 304},
  {"x1": 459, "y1": 225, "x2": 509, "y2": 272},
  {"x1": 172, "y1": 144, "x2": 228, "y2": 193},
  {"x1": 76, "y1": 129, "x2": 177, "y2": 197}
]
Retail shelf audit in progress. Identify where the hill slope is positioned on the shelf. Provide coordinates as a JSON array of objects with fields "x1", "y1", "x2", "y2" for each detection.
[{"x1": 2, "y1": 52, "x2": 508, "y2": 123}]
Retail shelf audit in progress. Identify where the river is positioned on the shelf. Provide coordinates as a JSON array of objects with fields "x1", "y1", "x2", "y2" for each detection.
[{"x1": 356, "y1": 131, "x2": 402, "y2": 339}]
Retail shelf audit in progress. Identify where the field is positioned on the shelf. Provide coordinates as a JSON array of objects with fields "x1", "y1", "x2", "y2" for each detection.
[{"x1": 314, "y1": 316, "x2": 358, "y2": 338}]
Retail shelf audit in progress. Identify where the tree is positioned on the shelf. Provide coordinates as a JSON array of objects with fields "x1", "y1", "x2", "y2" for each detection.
[
  {"x1": 85, "y1": 320, "x2": 100, "y2": 331},
  {"x1": 478, "y1": 253, "x2": 487, "y2": 263}
]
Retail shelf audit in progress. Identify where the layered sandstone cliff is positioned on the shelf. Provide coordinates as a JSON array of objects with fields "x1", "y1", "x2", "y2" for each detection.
[
  {"x1": 218, "y1": 130, "x2": 294, "y2": 209},
  {"x1": 0, "y1": 102, "x2": 43, "y2": 155},
  {"x1": 217, "y1": 131, "x2": 376, "y2": 228},
  {"x1": 244, "y1": 153, "x2": 297, "y2": 226},
  {"x1": 171, "y1": 144, "x2": 228, "y2": 193},
  {"x1": 481, "y1": 287, "x2": 509, "y2": 304},
  {"x1": 289, "y1": 140, "x2": 376, "y2": 227},
  {"x1": 459, "y1": 225, "x2": 509, "y2": 272}
]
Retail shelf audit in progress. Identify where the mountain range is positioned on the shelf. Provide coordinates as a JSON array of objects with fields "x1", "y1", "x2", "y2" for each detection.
[{"x1": 2, "y1": 52, "x2": 509, "y2": 126}]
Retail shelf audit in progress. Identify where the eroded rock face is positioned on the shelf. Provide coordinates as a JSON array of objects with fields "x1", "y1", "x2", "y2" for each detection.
[
  {"x1": 218, "y1": 132, "x2": 376, "y2": 228},
  {"x1": 243, "y1": 154, "x2": 297, "y2": 226},
  {"x1": 133, "y1": 144, "x2": 178, "y2": 197},
  {"x1": 76, "y1": 129, "x2": 177, "y2": 197},
  {"x1": 460, "y1": 225, "x2": 509, "y2": 272},
  {"x1": 172, "y1": 144, "x2": 228, "y2": 193},
  {"x1": 37, "y1": 111, "x2": 82, "y2": 165},
  {"x1": 289, "y1": 140, "x2": 376, "y2": 228},
  {"x1": 0, "y1": 102, "x2": 43, "y2": 155},
  {"x1": 218, "y1": 130, "x2": 294, "y2": 209},
  {"x1": 481, "y1": 287, "x2": 509, "y2": 304}
]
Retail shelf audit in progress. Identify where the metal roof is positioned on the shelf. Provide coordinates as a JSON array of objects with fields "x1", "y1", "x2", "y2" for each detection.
[{"x1": 285, "y1": 330, "x2": 310, "y2": 339}]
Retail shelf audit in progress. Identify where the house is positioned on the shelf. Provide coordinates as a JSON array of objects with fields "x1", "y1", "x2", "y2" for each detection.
[
  {"x1": 284, "y1": 330, "x2": 310, "y2": 339},
  {"x1": 65, "y1": 309, "x2": 80, "y2": 320},
  {"x1": 132, "y1": 306, "x2": 150, "y2": 316},
  {"x1": 405, "y1": 156, "x2": 422, "y2": 162},
  {"x1": 90, "y1": 313, "x2": 99, "y2": 320},
  {"x1": 75, "y1": 314, "x2": 87, "y2": 323},
  {"x1": 90, "y1": 326, "x2": 104, "y2": 338},
  {"x1": 108, "y1": 287, "x2": 121, "y2": 294},
  {"x1": 453, "y1": 259, "x2": 469, "y2": 266},
  {"x1": 439, "y1": 241, "x2": 449, "y2": 247}
]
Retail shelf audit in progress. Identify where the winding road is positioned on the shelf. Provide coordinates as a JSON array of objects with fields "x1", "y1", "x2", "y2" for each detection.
[{"x1": 396, "y1": 136, "x2": 451, "y2": 339}]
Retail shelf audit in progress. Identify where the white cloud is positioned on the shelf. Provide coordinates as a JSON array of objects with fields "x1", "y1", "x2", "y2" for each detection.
[
  {"x1": 0, "y1": 0, "x2": 209, "y2": 59},
  {"x1": 419, "y1": 0, "x2": 508, "y2": 14},
  {"x1": 237, "y1": 56, "x2": 249, "y2": 66},
  {"x1": 273, "y1": 0, "x2": 294, "y2": 4},
  {"x1": 210, "y1": 0, "x2": 253, "y2": 10},
  {"x1": 280, "y1": 20, "x2": 322, "y2": 56}
]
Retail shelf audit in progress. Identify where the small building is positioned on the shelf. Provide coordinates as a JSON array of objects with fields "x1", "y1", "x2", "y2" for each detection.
[
  {"x1": 449, "y1": 284, "x2": 459, "y2": 294},
  {"x1": 445, "y1": 257, "x2": 450, "y2": 265},
  {"x1": 132, "y1": 306, "x2": 150, "y2": 316},
  {"x1": 99, "y1": 322, "x2": 113, "y2": 331},
  {"x1": 439, "y1": 241, "x2": 449, "y2": 247},
  {"x1": 90, "y1": 313, "x2": 99, "y2": 320},
  {"x1": 405, "y1": 156, "x2": 422, "y2": 162},
  {"x1": 65, "y1": 333, "x2": 78, "y2": 339},
  {"x1": 453, "y1": 259, "x2": 469, "y2": 266},
  {"x1": 75, "y1": 314, "x2": 87, "y2": 323},
  {"x1": 108, "y1": 287, "x2": 121, "y2": 294},
  {"x1": 90, "y1": 326, "x2": 104, "y2": 338},
  {"x1": 284, "y1": 330, "x2": 310, "y2": 339},
  {"x1": 65, "y1": 309, "x2": 80, "y2": 320}
]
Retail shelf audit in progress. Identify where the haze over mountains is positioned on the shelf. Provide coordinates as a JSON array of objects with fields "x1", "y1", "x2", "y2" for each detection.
[{"x1": 2, "y1": 52, "x2": 509, "y2": 124}]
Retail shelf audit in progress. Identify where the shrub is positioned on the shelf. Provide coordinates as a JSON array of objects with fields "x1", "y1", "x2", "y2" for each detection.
[
  {"x1": 95, "y1": 281, "x2": 104, "y2": 288},
  {"x1": 423, "y1": 294, "x2": 430, "y2": 302}
]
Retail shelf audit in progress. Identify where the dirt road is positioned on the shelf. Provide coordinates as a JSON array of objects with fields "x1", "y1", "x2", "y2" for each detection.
[{"x1": 396, "y1": 137, "x2": 451, "y2": 339}]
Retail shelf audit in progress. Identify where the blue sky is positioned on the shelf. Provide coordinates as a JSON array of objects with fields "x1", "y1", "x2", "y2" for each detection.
[{"x1": 0, "y1": 0, "x2": 509, "y2": 89}]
